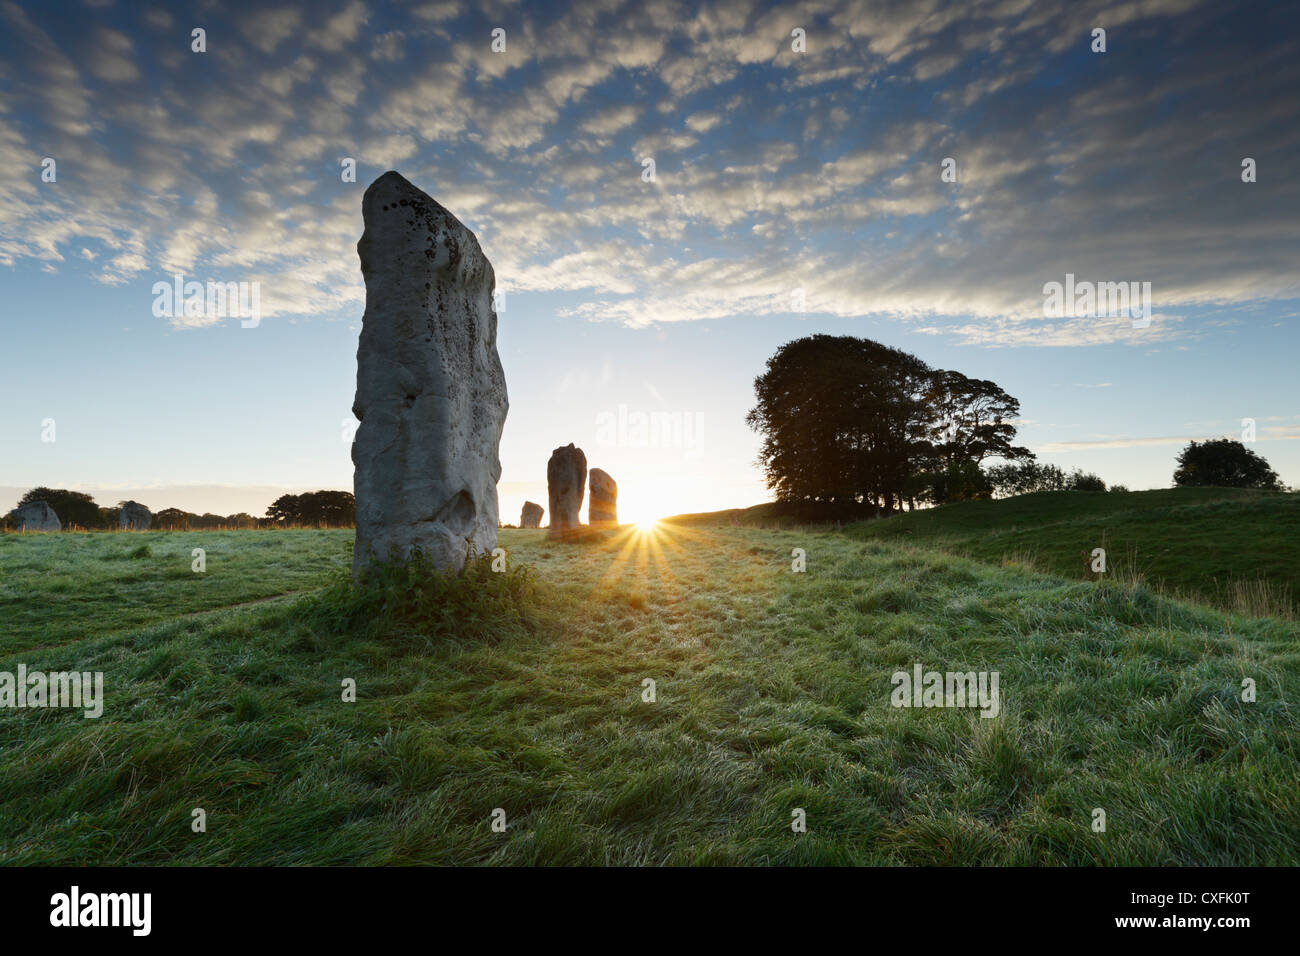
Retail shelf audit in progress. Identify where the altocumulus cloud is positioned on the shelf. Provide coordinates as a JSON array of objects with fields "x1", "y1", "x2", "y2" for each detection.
[{"x1": 0, "y1": 0, "x2": 1296, "y2": 342}]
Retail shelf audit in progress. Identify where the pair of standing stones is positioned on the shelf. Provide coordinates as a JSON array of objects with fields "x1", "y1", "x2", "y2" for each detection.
[{"x1": 526, "y1": 444, "x2": 616, "y2": 536}]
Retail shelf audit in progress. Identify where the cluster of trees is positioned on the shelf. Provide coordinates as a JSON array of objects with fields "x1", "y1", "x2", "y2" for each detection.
[
  {"x1": 1173, "y1": 439, "x2": 1282, "y2": 490},
  {"x1": 4, "y1": 487, "x2": 356, "y2": 530},
  {"x1": 154, "y1": 510, "x2": 261, "y2": 530},
  {"x1": 155, "y1": 493, "x2": 355, "y2": 529},
  {"x1": 746, "y1": 335, "x2": 1034, "y2": 516},
  {"x1": 265, "y1": 491, "x2": 356, "y2": 527},
  {"x1": 985, "y1": 462, "x2": 1107, "y2": 497},
  {"x1": 747, "y1": 335, "x2": 1288, "y2": 516}
]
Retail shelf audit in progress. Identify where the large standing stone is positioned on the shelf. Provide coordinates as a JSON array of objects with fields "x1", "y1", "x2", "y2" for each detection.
[
  {"x1": 589, "y1": 468, "x2": 618, "y2": 526},
  {"x1": 547, "y1": 444, "x2": 586, "y2": 538},
  {"x1": 520, "y1": 501, "x2": 543, "y2": 528},
  {"x1": 351, "y1": 171, "x2": 509, "y2": 577},
  {"x1": 9, "y1": 501, "x2": 60, "y2": 532},
  {"x1": 120, "y1": 501, "x2": 152, "y2": 530}
]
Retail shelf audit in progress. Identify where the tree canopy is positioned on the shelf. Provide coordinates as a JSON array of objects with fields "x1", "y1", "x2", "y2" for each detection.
[
  {"x1": 746, "y1": 335, "x2": 1032, "y2": 514},
  {"x1": 1173, "y1": 439, "x2": 1281, "y2": 490},
  {"x1": 265, "y1": 490, "x2": 356, "y2": 527},
  {"x1": 926, "y1": 370, "x2": 1031, "y2": 468}
]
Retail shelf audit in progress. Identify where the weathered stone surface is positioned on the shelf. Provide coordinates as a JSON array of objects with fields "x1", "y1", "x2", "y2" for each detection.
[
  {"x1": 520, "y1": 501, "x2": 543, "y2": 528},
  {"x1": 120, "y1": 500, "x2": 152, "y2": 530},
  {"x1": 547, "y1": 443, "x2": 586, "y2": 538},
  {"x1": 589, "y1": 468, "x2": 618, "y2": 526},
  {"x1": 9, "y1": 500, "x2": 60, "y2": 532},
  {"x1": 351, "y1": 170, "x2": 509, "y2": 577}
]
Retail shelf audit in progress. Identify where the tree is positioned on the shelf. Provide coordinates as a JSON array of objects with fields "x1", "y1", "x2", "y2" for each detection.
[
  {"x1": 1173, "y1": 439, "x2": 1281, "y2": 490},
  {"x1": 153, "y1": 508, "x2": 194, "y2": 530},
  {"x1": 906, "y1": 459, "x2": 993, "y2": 506},
  {"x1": 926, "y1": 370, "x2": 1033, "y2": 468},
  {"x1": 1068, "y1": 470, "x2": 1107, "y2": 492},
  {"x1": 303, "y1": 490, "x2": 356, "y2": 526},
  {"x1": 912, "y1": 370, "x2": 1035, "y2": 505}
]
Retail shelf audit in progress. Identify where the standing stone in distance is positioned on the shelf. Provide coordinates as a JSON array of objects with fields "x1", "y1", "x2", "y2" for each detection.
[
  {"x1": 546, "y1": 443, "x2": 586, "y2": 538},
  {"x1": 588, "y1": 468, "x2": 618, "y2": 526},
  {"x1": 520, "y1": 501, "x2": 543, "y2": 528},
  {"x1": 351, "y1": 171, "x2": 509, "y2": 577},
  {"x1": 9, "y1": 501, "x2": 61, "y2": 532},
  {"x1": 120, "y1": 501, "x2": 152, "y2": 530}
]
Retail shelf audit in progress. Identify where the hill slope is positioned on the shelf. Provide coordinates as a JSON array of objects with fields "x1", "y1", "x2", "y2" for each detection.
[{"x1": 842, "y1": 488, "x2": 1300, "y2": 616}]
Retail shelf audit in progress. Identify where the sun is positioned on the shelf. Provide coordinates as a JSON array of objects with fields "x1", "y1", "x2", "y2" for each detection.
[{"x1": 616, "y1": 487, "x2": 668, "y2": 532}]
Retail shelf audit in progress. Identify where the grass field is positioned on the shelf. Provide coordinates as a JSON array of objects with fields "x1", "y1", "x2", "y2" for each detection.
[{"x1": 1, "y1": 498, "x2": 1298, "y2": 865}]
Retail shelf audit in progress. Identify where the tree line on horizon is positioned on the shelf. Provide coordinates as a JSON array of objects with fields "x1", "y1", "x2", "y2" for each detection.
[
  {"x1": 2, "y1": 488, "x2": 356, "y2": 531},
  {"x1": 5, "y1": 343, "x2": 1287, "y2": 533},
  {"x1": 746, "y1": 334, "x2": 1286, "y2": 518}
]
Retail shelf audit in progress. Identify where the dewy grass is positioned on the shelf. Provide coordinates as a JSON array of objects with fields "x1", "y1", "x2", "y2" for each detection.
[
  {"x1": 0, "y1": 521, "x2": 1296, "y2": 865},
  {"x1": 0, "y1": 529, "x2": 351, "y2": 654}
]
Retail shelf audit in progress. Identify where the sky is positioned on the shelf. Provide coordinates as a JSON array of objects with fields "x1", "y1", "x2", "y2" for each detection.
[{"x1": 1, "y1": 0, "x2": 1298, "y2": 525}]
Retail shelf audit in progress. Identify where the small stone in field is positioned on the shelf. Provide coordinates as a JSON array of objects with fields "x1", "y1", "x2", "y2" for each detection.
[{"x1": 520, "y1": 501, "x2": 543, "y2": 528}]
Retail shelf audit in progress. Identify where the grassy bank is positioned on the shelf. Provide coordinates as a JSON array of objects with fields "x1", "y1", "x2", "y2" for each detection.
[{"x1": 843, "y1": 488, "x2": 1300, "y2": 617}]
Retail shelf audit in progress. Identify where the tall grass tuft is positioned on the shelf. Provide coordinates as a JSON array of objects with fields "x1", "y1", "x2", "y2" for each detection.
[{"x1": 1224, "y1": 577, "x2": 1295, "y2": 620}]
